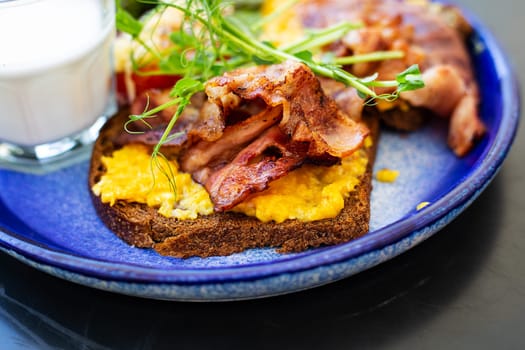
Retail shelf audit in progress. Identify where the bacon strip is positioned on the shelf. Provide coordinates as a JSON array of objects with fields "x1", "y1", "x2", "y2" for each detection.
[
  {"x1": 294, "y1": 0, "x2": 485, "y2": 156},
  {"x1": 448, "y1": 95, "x2": 486, "y2": 156},
  {"x1": 319, "y1": 77, "x2": 365, "y2": 122},
  {"x1": 204, "y1": 61, "x2": 369, "y2": 159},
  {"x1": 205, "y1": 126, "x2": 308, "y2": 211},
  {"x1": 180, "y1": 106, "x2": 283, "y2": 175}
]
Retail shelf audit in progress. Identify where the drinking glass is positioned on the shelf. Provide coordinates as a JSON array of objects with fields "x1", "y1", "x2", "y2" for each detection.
[{"x1": 0, "y1": 0, "x2": 116, "y2": 172}]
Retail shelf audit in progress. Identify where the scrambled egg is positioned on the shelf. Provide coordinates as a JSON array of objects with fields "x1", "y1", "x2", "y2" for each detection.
[
  {"x1": 92, "y1": 142, "x2": 370, "y2": 222},
  {"x1": 91, "y1": 144, "x2": 213, "y2": 219}
]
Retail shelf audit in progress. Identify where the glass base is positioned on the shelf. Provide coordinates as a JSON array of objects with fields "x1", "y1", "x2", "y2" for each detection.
[{"x1": 0, "y1": 115, "x2": 109, "y2": 174}]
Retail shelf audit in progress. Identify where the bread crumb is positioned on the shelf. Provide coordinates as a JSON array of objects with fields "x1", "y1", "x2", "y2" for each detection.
[{"x1": 376, "y1": 168, "x2": 399, "y2": 183}]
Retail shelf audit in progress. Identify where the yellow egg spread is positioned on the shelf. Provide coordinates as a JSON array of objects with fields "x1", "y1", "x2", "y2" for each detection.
[
  {"x1": 92, "y1": 140, "x2": 370, "y2": 223},
  {"x1": 91, "y1": 144, "x2": 213, "y2": 219},
  {"x1": 233, "y1": 146, "x2": 369, "y2": 223}
]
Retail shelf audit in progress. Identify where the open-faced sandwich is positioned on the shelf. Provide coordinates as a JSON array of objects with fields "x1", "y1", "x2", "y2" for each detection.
[{"x1": 89, "y1": 0, "x2": 485, "y2": 258}]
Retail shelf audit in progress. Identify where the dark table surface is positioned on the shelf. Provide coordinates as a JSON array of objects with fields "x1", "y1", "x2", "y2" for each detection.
[{"x1": 1, "y1": 1, "x2": 523, "y2": 349}]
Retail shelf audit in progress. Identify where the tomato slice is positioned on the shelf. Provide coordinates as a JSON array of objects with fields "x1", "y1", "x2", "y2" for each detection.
[{"x1": 115, "y1": 67, "x2": 180, "y2": 106}]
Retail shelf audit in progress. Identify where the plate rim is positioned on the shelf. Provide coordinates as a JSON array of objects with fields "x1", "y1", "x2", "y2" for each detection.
[{"x1": 0, "y1": 4, "x2": 521, "y2": 287}]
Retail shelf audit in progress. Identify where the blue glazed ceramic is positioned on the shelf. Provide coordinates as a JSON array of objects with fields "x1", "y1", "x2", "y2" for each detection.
[{"x1": 0, "y1": 3, "x2": 520, "y2": 301}]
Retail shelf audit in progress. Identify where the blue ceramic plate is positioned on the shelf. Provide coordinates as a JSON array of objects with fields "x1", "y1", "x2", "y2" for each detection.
[{"x1": 0, "y1": 5, "x2": 519, "y2": 301}]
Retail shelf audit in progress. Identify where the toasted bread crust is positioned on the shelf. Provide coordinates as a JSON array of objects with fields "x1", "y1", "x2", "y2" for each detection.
[{"x1": 89, "y1": 110, "x2": 379, "y2": 258}]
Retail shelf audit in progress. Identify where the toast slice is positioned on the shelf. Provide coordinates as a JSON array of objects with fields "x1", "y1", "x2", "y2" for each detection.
[{"x1": 89, "y1": 109, "x2": 379, "y2": 258}]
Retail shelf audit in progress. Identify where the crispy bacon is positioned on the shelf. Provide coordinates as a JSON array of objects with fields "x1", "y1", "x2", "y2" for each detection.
[
  {"x1": 402, "y1": 65, "x2": 467, "y2": 118},
  {"x1": 448, "y1": 94, "x2": 486, "y2": 156},
  {"x1": 179, "y1": 61, "x2": 369, "y2": 211},
  {"x1": 295, "y1": 0, "x2": 485, "y2": 156},
  {"x1": 181, "y1": 106, "x2": 283, "y2": 178},
  {"x1": 203, "y1": 61, "x2": 369, "y2": 158},
  {"x1": 205, "y1": 126, "x2": 309, "y2": 211}
]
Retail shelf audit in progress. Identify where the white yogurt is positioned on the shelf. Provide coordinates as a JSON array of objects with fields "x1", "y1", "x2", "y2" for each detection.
[{"x1": 0, "y1": 0, "x2": 116, "y2": 147}]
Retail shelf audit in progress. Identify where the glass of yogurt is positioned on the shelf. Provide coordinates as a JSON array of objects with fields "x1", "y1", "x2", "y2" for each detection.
[{"x1": 0, "y1": 0, "x2": 116, "y2": 171}]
